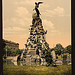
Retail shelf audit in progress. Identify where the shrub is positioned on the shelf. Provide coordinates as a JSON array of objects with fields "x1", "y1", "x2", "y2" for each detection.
[{"x1": 63, "y1": 55, "x2": 67, "y2": 65}]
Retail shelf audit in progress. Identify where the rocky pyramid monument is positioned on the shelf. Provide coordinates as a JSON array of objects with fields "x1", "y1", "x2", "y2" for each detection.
[{"x1": 21, "y1": 2, "x2": 53, "y2": 65}]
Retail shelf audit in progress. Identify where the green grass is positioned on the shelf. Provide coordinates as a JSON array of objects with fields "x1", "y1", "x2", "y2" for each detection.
[
  {"x1": 3, "y1": 65, "x2": 71, "y2": 75},
  {"x1": 57, "y1": 58, "x2": 71, "y2": 61}
]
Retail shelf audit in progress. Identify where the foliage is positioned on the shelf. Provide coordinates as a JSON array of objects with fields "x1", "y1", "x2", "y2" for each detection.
[
  {"x1": 16, "y1": 49, "x2": 23, "y2": 55},
  {"x1": 65, "y1": 45, "x2": 71, "y2": 54},
  {"x1": 63, "y1": 55, "x2": 67, "y2": 65},
  {"x1": 50, "y1": 48, "x2": 54, "y2": 51},
  {"x1": 7, "y1": 48, "x2": 12, "y2": 56},
  {"x1": 2, "y1": 39, "x2": 6, "y2": 56},
  {"x1": 4, "y1": 48, "x2": 23, "y2": 56},
  {"x1": 54, "y1": 44, "x2": 65, "y2": 55},
  {"x1": 63, "y1": 55, "x2": 67, "y2": 59},
  {"x1": 45, "y1": 51, "x2": 53, "y2": 66}
]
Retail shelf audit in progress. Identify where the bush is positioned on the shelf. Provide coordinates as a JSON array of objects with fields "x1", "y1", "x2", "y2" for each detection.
[
  {"x1": 63, "y1": 55, "x2": 67, "y2": 65},
  {"x1": 5, "y1": 48, "x2": 21, "y2": 56},
  {"x1": 45, "y1": 51, "x2": 53, "y2": 66},
  {"x1": 63, "y1": 55, "x2": 67, "y2": 59}
]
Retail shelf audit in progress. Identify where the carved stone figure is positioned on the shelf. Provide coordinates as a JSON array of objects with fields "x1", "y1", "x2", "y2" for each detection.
[
  {"x1": 20, "y1": 2, "x2": 54, "y2": 66},
  {"x1": 33, "y1": 2, "x2": 43, "y2": 17}
]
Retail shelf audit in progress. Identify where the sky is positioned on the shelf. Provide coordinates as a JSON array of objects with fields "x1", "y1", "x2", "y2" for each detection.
[{"x1": 3, "y1": 0, "x2": 71, "y2": 49}]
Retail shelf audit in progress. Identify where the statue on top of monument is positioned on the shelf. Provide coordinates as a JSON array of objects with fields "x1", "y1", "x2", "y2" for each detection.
[{"x1": 33, "y1": 2, "x2": 43, "y2": 17}]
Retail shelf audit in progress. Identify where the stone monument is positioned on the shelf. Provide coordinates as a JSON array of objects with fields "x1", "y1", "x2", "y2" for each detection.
[{"x1": 21, "y1": 2, "x2": 52, "y2": 66}]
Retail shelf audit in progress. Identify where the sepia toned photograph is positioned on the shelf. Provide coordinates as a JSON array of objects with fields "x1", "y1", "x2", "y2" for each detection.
[{"x1": 3, "y1": 0, "x2": 71, "y2": 75}]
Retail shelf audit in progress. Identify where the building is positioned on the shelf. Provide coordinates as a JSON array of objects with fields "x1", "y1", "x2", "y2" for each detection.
[{"x1": 4, "y1": 40, "x2": 19, "y2": 50}]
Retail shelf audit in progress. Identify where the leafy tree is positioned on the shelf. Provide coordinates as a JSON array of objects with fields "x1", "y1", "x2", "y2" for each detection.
[
  {"x1": 63, "y1": 55, "x2": 67, "y2": 59},
  {"x1": 7, "y1": 48, "x2": 11, "y2": 56},
  {"x1": 19, "y1": 49, "x2": 23, "y2": 55},
  {"x1": 63, "y1": 55, "x2": 67, "y2": 65},
  {"x1": 65, "y1": 45, "x2": 71, "y2": 54},
  {"x1": 51, "y1": 48, "x2": 54, "y2": 51},
  {"x1": 45, "y1": 50, "x2": 53, "y2": 66},
  {"x1": 6, "y1": 48, "x2": 17, "y2": 56},
  {"x1": 11, "y1": 50, "x2": 16, "y2": 56},
  {"x1": 2, "y1": 39, "x2": 6, "y2": 56},
  {"x1": 15, "y1": 48, "x2": 20, "y2": 55},
  {"x1": 54, "y1": 44, "x2": 64, "y2": 55},
  {"x1": 2, "y1": 39, "x2": 6, "y2": 59}
]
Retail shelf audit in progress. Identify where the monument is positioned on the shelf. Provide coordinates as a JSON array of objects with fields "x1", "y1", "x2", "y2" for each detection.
[{"x1": 21, "y1": 2, "x2": 53, "y2": 66}]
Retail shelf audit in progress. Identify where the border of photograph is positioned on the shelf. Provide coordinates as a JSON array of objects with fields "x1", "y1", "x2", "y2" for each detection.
[{"x1": 0, "y1": 0, "x2": 75, "y2": 75}]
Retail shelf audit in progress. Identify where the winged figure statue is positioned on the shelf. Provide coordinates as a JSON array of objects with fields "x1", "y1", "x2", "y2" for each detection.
[{"x1": 33, "y1": 2, "x2": 43, "y2": 17}]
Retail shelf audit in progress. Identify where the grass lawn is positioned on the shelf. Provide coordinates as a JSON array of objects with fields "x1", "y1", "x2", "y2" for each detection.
[
  {"x1": 57, "y1": 58, "x2": 71, "y2": 61},
  {"x1": 3, "y1": 65, "x2": 71, "y2": 75}
]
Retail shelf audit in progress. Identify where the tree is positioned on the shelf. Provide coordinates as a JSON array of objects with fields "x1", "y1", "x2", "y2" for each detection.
[
  {"x1": 7, "y1": 48, "x2": 11, "y2": 56},
  {"x1": 63, "y1": 55, "x2": 67, "y2": 65},
  {"x1": 2, "y1": 39, "x2": 6, "y2": 56},
  {"x1": 54, "y1": 44, "x2": 64, "y2": 55},
  {"x1": 65, "y1": 45, "x2": 71, "y2": 54},
  {"x1": 45, "y1": 50, "x2": 53, "y2": 66},
  {"x1": 11, "y1": 50, "x2": 16, "y2": 56},
  {"x1": 15, "y1": 48, "x2": 20, "y2": 55},
  {"x1": 2, "y1": 40, "x2": 6, "y2": 59}
]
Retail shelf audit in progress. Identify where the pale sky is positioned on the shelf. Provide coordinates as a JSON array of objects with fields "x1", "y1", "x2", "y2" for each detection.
[{"x1": 3, "y1": 0, "x2": 71, "y2": 49}]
